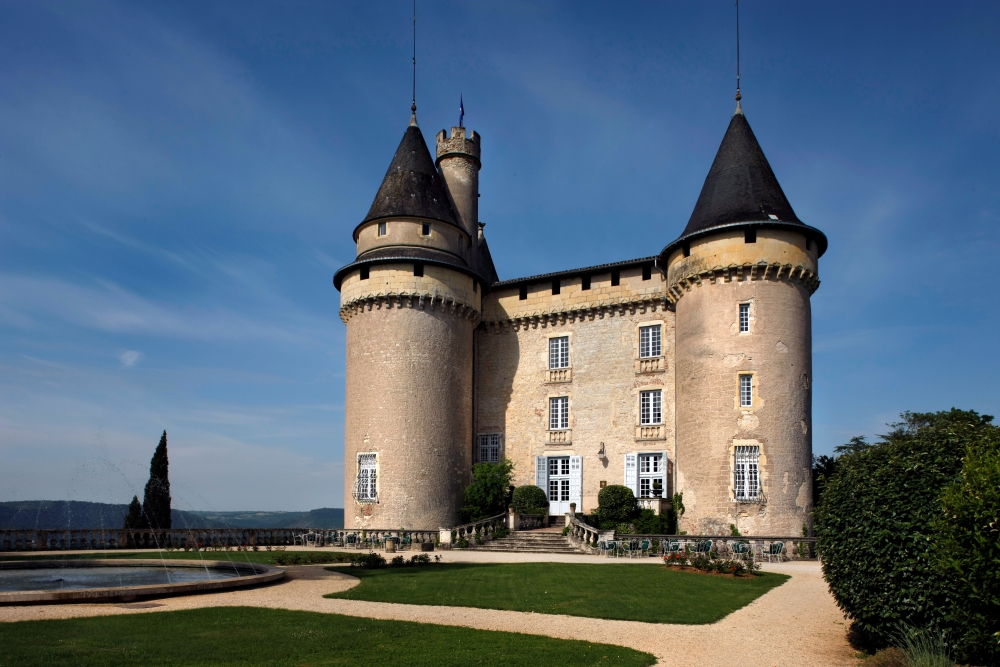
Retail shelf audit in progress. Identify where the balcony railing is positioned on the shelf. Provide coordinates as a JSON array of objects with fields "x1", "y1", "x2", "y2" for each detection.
[
  {"x1": 635, "y1": 356, "x2": 665, "y2": 374},
  {"x1": 546, "y1": 429, "x2": 572, "y2": 444},
  {"x1": 545, "y1": 368, "x2": 572, "y2": 383},
  {"x1": 636, "y1": 424, "x2": 666, "y2": 440}
]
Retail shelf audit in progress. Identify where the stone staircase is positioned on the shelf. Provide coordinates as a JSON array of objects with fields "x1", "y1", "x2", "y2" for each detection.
[{"x1": 469, "y1": 528, "x2": 586, "y2": 554}]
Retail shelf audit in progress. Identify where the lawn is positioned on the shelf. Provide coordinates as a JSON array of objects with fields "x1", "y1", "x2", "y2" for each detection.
[
  {"x1": 0, "y1": 549, "x2": 352, "y2": 566},
  {"x1": 326, "y1": 562, "x2": 788, "y2": 624},
  {"x1": 0, "y1": 606, "x2": 655, "y2": 667}
]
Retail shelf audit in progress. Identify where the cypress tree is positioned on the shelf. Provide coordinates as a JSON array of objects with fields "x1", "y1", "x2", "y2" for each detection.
[
  {"x1": 123, "y1": 495, "x2": 147, "y2": 529},
  {"x1": 142, "y1": 430, "x2": 171, "y2": 529}
]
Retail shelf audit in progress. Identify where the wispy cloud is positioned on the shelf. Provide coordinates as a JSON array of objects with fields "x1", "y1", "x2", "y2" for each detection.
[{"x1": 119, "y1": 350, "x2": 141, "y2": 367}]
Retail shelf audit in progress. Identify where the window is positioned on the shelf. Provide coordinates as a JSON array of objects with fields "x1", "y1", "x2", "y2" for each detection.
[
  {"x1": 806, "y1": 237, "x2": 812, "y2": 251},
  {"x1": 740, "y1": 374, "x2": 753, "y2": 407},
  {"x1": 549, "y1": 336, "x2": 569, "y2": 369},
  {"x1": 581, "y1": 274, "x2": 591, "y2": 290},
  {"x1": 548, "y1": 457, "x2": 570, "y2": 502},
  {"x1": 638, "y1": 453, "x2": 665, "y2": 498},
  {"x1": 421, "y1": 223, "x2": 430, "y2": 236},
  {"x1": 378, "y1": 222, "x2": 387, "y2": 236},
  {"x1": 734, "y1": 445, "x2": 761, "y2": 501},
  {"x1": 549, "y1": 396, "x2": 569, "y2": 430},
  {"x1": 353, "y1": 453, "x2": 377, "y2": 503},
  {"x1": 739, "y1": 303, "x2": 750, "y2": 333},
  {"x1": 551, "y1": 279, "x2": 560, "y2": 295},
  {"x1": 473, "y1": 281, "x2": 478, "y2": 292},
  {"x1": 519, "y1": 285, "x2": 527, "y2": 300},
  {"x1": 640, "y1": 390, "x2": 662, "y2": 425},
  {"x1": 360, "y1": 266, "x2": 369, "y2": 280},
  {"x1": 745, "y1": 227, "x2": 756, "y2": 243},
  {"x1": 683, "y1": 243, "x2": 691, "y2": 258},
  {"x1": 413, "y1": 262, "x2": 423, "y2": 277},
  {"x1": 477, "y1": 434, "x2": 501, "y2": 463},
  {"x1": 611, "y1": 270, "x2": 620, "y2": 286},
  {"x1": 639, "y1": 325, "x2": 661, "y2": 358},
  {"x1": 642, "y1": 264, "x2": 651, "y2": 280}
]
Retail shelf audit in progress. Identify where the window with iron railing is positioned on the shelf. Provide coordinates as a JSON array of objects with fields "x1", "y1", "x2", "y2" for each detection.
[
  {"x1": 734, "y1": 445, "x2": 762, "y2": 502},
  {"x1": 353, "y1": 453, "x2": 378, "y2": 503}
]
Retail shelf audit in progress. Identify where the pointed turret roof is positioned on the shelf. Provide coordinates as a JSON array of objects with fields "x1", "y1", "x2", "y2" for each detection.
[
  {"x1": 662, "y1": 106, "x2": 827, "y2": 257},
  {"x1": 358, "y1": 122, "x2": 460, "y2": 234}
]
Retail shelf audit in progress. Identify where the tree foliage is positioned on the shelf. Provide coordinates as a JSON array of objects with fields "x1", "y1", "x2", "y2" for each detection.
[
  {"x1": 142, "y1": 430, "x2": 171, "y2": 529},
  {"x1": 123, "y1": 495, "x2": 147, "y2": 529},
  {"x1": 931, "y1": 424, "x2": 1000, "y2": 664},
  {"x1": 511, "y1": 485, "x2": 548, "y2": 515},
  {"x1": 814, "y1": 409, "x2": 998, "y2": 662},
  {"x1": 459, "y1": 460, "x2": 514, "y2": 523}
]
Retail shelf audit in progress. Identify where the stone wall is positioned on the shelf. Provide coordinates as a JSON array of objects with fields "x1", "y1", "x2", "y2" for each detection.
[
  {"x1": 669, "y1": 229, "x2": 815, "y2": 536},
  {"x1": 476, "y1": 264, "x2": 675, "y2": 513},
  {"x1": 342, "y1": 265, "x2": 477, "y2": 530}
]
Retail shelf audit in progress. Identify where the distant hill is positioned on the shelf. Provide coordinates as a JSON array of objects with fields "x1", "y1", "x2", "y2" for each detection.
[{"x1": 0, "y1": 501, "x2": 343, "y2": 531}]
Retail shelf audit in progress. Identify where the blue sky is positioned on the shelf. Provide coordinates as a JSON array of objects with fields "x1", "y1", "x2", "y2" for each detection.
[{"x1": 1, "y1": 1, "x2": 997, "y2": 511}]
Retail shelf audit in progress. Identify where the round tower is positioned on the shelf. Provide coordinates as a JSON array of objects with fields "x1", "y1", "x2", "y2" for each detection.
[
  {"x1": 661, "y1": 103, "x2": 827, "y2": 536},
  {"x1": 334, "y1": 114, "x2": 486, "y2": 530}
]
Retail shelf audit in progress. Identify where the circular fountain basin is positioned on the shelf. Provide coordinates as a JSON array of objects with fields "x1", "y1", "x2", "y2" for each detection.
[{"x1": 0, "y1": 559, "x2": 284, "y2": 605}]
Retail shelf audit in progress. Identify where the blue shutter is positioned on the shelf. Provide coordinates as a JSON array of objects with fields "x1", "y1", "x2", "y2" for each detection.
[
  {"x1": 624, "y1": 453, "x2": 638, "y2": 496},
  {"x1": 536, "y1": 456, "x2": 548, "y2": 500}
]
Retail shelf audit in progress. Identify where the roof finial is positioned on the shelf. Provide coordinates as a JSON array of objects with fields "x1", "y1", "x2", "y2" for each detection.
[
  {"x1": 734, "y1": 0, "x2": 743, "y2": 114},
  {"x1": 410, "y1": 0, "x2": 418, "y2": 126}
]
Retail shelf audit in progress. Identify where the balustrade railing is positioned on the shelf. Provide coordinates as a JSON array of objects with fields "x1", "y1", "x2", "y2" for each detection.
[
  {"x1": 566, "y1": 515, "x2": 602, "y2": 551},
  {"x1": 448, "y1": 514, "x2": 507, "y2": 547},
  {"x1": 610, "y1": 533, "x2": 817, "y2": 560},
  {"x1": 0, "y1": 527, "x2": 438, "y2": 553},
  {"x1": 514, "y1": 514, "x2": 546, "y2": 530}
]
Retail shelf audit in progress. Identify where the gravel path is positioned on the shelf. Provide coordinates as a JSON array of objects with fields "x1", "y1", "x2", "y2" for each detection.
[{"x1": 0, "y1": 556, "x2": 854, "y2": 667}]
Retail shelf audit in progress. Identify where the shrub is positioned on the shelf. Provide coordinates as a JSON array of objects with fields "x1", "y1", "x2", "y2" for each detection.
[
  {"x1": 814, "y1": 410, "x2": 991, "y2": 655},
  {"x1": 454, "y1": 537, "x2": 469, "y2": 549},
  {"x1": 861, "y1": 647, "x2": 907, "y2": 667},
  {"x1": 350, "y1": 552, "x2": 386, "y2": 569},
  {"x1": 931, "y1": 425, "x2": 1000, "y2": 664},
  {"x1": 511, "y1": 485, "x2": 548, "y2": 515},
  {"x1": 391, "y1": 556, "x2": 405, "y2": 567},
  {"x1": 492, "y1": 526, "x2": 510, "y2": 540},
  {"x1": 597, "y1": 485, "x2": 636, "y2": 524},
  {"x1": 459, "y1": 460, "x2": 514, "y2": 523}
]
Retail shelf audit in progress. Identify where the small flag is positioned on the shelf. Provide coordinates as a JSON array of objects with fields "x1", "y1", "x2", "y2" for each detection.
[{"x1": 459, "y1": 94, "x2": 465, "y2": 128}]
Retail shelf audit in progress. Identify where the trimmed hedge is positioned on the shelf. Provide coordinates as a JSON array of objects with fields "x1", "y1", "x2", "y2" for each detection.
[
  {"x1": 597, "y1": 485, "x2": 636, "y2": 524},
  {"x1": 815, "y1": 409, "x2": 999, "y2": 663},
  {"x1": 511, "y1": 485, "x2": 548, "y2": 515}
]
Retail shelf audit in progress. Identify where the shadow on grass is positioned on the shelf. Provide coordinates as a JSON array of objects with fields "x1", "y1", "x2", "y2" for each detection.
[{"x1": 326, "y1": 562, "x2": 788, "y2": 624}]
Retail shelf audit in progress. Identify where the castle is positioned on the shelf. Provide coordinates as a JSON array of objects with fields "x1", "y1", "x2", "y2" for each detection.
[{"x1": 334, "y1": 98, "x2": 827, "y2": 537}]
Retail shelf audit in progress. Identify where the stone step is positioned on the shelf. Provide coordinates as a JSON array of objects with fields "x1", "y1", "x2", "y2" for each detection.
[{"x1": 464, "y1": 530, "x2": 587, "y2": 554}]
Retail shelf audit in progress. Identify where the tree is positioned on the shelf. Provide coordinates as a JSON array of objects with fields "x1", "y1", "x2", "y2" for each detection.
[
  {"x1": 511, "y1": 485, "x2": 548, "y2": 515},
  {"x1": 597, "y1": 485, "x2": 636, "y2": 525},
  {"x1": 814, "y1": 409, "x2": 993, "y2": 656},
  {"x1": 459, "y1": 460, "x2": 514, "y2": 523},
  {"x1": 142, "y1": 430, "x2": 171, "y2": 529},
  {"x1": 123, "y1": 495, "x2": 147, "y2": 529}
]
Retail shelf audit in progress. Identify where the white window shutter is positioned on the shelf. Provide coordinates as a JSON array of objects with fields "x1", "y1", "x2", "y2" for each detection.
[
  {"x1": 569, "y1": 456, "x2": 582, "y2": 507},
  {"x1": 660, "y1": 450, "x2": 668, "y2": 498},
  {"x1": 535, "y1": 456, "x2": 548, "y2": 500},
  {"x1": 624, "y1": 453, "x2": 638, "y2": 496}
]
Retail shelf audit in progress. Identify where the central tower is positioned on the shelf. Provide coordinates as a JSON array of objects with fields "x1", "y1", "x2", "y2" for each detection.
[{"x1": 334, "y1": 113, "x2": 490, "y2": 530}]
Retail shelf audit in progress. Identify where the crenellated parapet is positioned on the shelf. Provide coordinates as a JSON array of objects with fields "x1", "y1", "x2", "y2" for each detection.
[
  {"x1": 666, "y1": 260, "x2": 820, "y2": 304},
  {"x1": 340, "y1": 290, "x2": 481, "y2": 324}
]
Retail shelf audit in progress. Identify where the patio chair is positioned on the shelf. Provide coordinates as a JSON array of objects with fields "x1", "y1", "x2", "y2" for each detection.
[
  {"x1": 401, "y1": 534, "x2": 412, "y2": 550},
  {"x1": 663, "y1": 539, "x2": 681, "y2": 557},
  {"x1": 695, "y1": 540, "x2": 713, "y2": 557},
  {"x1": 766, "y1": 541, "x2": 784, "y2": 563},
  {"x1": 345, "y1": 533, "x2": 358, "y2": 548},
  {"x1": 731, "y1": 541, "x2": 750, "y2": 559},
  {"x1": 605, "y1": 540, "x2": 618, "y2": 557},
  {"x1": 639, "y1": 539, "x2": 651, "y2": 557}
]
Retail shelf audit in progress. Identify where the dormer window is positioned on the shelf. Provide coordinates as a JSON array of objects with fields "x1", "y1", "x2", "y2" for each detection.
[{"x1": 378, "y1": 222, "x2": 387, "y2": 236}]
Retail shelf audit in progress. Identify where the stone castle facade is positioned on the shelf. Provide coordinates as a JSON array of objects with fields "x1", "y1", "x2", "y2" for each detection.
[{"x1": 334, "y1": 101, "x2": 827, "y2": 536}]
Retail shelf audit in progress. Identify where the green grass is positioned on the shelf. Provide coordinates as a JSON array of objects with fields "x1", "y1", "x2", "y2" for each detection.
[
  {"x1": 0, "y1": 606, "x2": 655, "y2": 667},
  {"x1": 0, "y1": 549, "x2": 353, "y2": 566},
  {"x1": 326, "y1": 562, "x2": 788, "y2": 624}
]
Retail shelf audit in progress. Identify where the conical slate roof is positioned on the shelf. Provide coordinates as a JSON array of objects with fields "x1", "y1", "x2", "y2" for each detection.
[
  {"x1": 662, "y1": 107, "x2": 827, "y2": 257},
  {"x1": 684, "y1": 109, "x2": 799, "y2": 234},
  {"x1": 360, "y1": 123, "x2": 459, "y2": 230}
]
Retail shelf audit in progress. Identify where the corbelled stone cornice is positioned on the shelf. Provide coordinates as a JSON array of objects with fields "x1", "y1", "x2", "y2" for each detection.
[
  {"x1": 480, "y1": 294, "x2": 672, "y2": 334},
  {"x1": 666, "y1": 261, "x2": 820, "y2": 304},
  {"x1": 340, "y1": 290, "x2": 481, "y2": 325}
]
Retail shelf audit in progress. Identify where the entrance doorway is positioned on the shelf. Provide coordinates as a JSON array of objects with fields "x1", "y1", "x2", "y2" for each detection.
[{"x1": 535, "y1": 455, "x2": 582, "y2": 516}]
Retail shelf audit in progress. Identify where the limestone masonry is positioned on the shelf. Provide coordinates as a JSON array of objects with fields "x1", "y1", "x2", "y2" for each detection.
[{"x1": 334, "y1": 102, "x2": 828, "y2": 536}]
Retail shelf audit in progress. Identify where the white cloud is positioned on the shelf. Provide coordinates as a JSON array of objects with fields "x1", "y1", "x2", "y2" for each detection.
[{"x1": 119, "y1": 350, "x2": 141, "y2": 367}]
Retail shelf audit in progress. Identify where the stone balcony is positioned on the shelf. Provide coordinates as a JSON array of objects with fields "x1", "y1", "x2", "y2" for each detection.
[
  {"x1": 546, "y1": 429, "x2": 572, "y2": 445},
  {"x1": 545, "y1": 368, "x2": 572, "y2": 383},
  {"x1": 635, "y1": 424, "x2": 666, "y2": 441},
  {"x1": 635, "y1": 356, "x2": 666, "y2": 374}
]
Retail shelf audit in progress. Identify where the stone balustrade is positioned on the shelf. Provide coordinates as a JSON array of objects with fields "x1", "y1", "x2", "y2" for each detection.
[
  {"x1": 544, "y1": 368, "x2": 572, "y2": 383},
  {"x1": 635, "y1": 425, "x2": 665, "y2": 440},
  {"x1": 635, "y1": 357, "x2": 665, "y2": 374},
  {"x1": 546, "y1": 429, "x2": 572, "y2": 444},
  {"x1": 443, "y1": 513, "x2": 507, "y2": 547}
]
